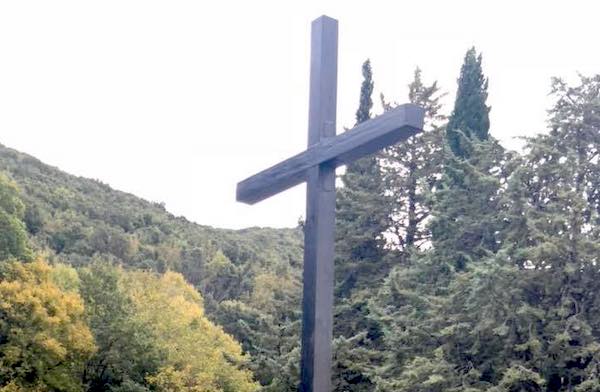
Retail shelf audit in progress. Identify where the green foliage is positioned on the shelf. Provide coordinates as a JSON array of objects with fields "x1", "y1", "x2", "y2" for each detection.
[
  {"x1": 446, "y1": 47, "x2": 491, "y2": 157},
  {"x1": 428, "y1": 138, "x2": 506, "y2": 271},
  {"x1": 50, "y1": 263, "x2": 81, "y2": 292},
  {"x1": 337, "y1": 59, "x2": 387, "y2": 275},
  {"x1": 0, "y1": 173, "x2": 25, "y2": 217},
  {"x1": 489, "y1": 365, "x2": 545, "y2": 392},
  {"x1": 502, "y1": 74, "x2": 600, "y2": 391},
  {"x1": 211, "y1": 267, "x2": 301, "y2": 389},
  {"x1": 376, "y1": 352, "x2": 460, "y2": 392},
  {"x1": 0, "y1": 259, "x2": 96, "y2": 391},
  {"x1": 79, "y1": 263, "x2": 162, "y2": 391},
  {"x1": 126, "y1": 270, "x2": 258, "y2": 392},
  {"x1": 79, "y1": 263, "x2": 260, "y2": 391},
  {"x1": 0, "y1": 210, "x2": 31, "y2": 262},
  {"x1": 355, "y1": 59, "x2": 374, "y2": 125},
  {"x1": 1, "y1": 53, "x2": 600, "y2": 392},
  {"x1": 371, "y1": 74, "x2": 600, "y2": 391},
  {"x1": 332, "y1": 333, "x2": 380, "y2": 392},
  {"x1": 0, "y1": 174, "x2": 32, "y2": 261},
  {"x1": 382, "y1": 67, "x2": 446, "y2": 252},
  {"x1": 0, "y1": 143, "x2": 304, "y2": 389},
  {"x1": 333, "y1": 59, "x2": 388, "y2": 391}
]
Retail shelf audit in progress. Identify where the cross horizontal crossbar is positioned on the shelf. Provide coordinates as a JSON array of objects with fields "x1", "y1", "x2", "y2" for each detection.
[{"x1": 236, "y1": 103, "x2": 424, "y2": 205}]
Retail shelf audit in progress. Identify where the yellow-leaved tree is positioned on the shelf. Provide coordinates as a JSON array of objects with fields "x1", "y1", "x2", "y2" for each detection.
[
  {"x1": 0, "y1": 260, "x2": 96, "y2": 392},
  {"x1": 124, "y1": 271, "x2": 258, "y2": 392}
]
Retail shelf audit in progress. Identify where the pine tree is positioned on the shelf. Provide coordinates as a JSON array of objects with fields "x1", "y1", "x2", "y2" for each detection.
[
  {"x1": 446, "y1": 47, "x2": 491, "y2": 157},
  {"x1": 394, "y1": 49, "x2": 504, "y2": 386},
  {"x1": 382, "y1": 67, "x2": 445, "y2": 253},
  {"x1": 435, "y1": 75, "x2": 600, "y2": 390}
]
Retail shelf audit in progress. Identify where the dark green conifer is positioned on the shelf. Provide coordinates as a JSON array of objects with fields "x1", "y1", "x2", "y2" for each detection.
[
  {"x1": 372, "y1": 74, "x2": 600, "y2": 391},
  {"x1": 336, "y1": 59, "x2": 387, "y2": 294},
  {"x1": 446, "y1": 47, "x2": 491, "y2": 157},
  {"x1": 371, "y1": 57, "x2": 505, "y2": 390},
  {"x1": 333, "y1": 59, "x2": 387, "y2": 392},
  {"x1": 430, "y1": 47, "x2": 500, "y2": 271},
  {"x1": 355, "y1": 59, "x2": 374, "y2": 125}
]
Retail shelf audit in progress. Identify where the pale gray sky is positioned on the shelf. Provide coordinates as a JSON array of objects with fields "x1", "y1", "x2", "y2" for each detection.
[{"x1": 1, "y1": 1, "x2": 599, "y2": 229}]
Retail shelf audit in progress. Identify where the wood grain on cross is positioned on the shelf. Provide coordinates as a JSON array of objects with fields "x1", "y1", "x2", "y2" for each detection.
[{"x1": 237, "y1": 15, "x2": 424, "y2": 392}]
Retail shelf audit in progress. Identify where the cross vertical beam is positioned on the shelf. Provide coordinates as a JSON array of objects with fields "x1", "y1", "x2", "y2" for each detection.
[{"x1": 300, "y1": 15, "x2": 338, "y2": 392}]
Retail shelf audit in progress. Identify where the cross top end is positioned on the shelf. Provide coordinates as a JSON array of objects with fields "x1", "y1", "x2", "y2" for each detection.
[{"x1": 313, "y1": 15, "x2": 338, "y2": 24}]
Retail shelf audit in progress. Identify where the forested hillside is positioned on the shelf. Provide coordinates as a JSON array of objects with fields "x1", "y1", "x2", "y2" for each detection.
[
  {"x1": 0, "y1": 144, "x2": 304, "y2": 390},
  {"x1": 1, "y1": 48, "x2": 600, "y2": 391}
]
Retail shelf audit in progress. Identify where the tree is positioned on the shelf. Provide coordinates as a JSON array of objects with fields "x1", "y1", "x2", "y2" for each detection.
[
  {"x1": 336, "y1": 59, "x2": 388, "y2": 290},
  {"x1": 382, "y1": 67, "x2": 446, "y2": 253},
  {"x1": 0, "y1": 260, "x2": 96, "y2": 391},
  {"x1": 124, "y1": 270, "x2": 258, "y2": 392},
  {"x1": 371, "y1": 52, "x2": 507, "y2": 390},
  {"x1": 0, "y1": 144, "x2": 306, "y2": 391},
  {"x1": 371, "y1": 142, "x2": 510, "y2": 391},
  {"x1": 333, "y1": 59, "x2": 388, "y2": 391},
  {"x1": 417, "y1": 75, "x2": 600, "y2": 390},
  {"x1": 500, "y1": 75, "x2": 600, "y2": 390},
  {"x1": 355, "y1": 59, "x2": 375, "y2": 124},
  {"x1": 446, "y1": 47, "x2": 491, "y2": 157},
  {"x1": 431, "y1": 47, "x2": 501, "y2": 271},
  {"x1": 212, "y1": 270, "x2": 301, "y2": 391},
  {"x1": 79, "y1": 263, "x2": 162, "y2": 391},
  {"x1": 372, "y1": 74, "x2": 600, "y2": 391},
  {"x1": 0, "y1": 173, "x2": 32, "y2": 261},
  {"x1": 428, "y1": 138, "x2": 506, "y2": 271}
]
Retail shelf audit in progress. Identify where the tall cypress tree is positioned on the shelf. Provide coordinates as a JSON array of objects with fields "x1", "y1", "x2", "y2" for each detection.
[
  {"x1": 446, "y1": 47, "x2": 491, "y2": 157},
  {"x1": 333, "y1": 59, "x2": 387, "y2": 392},
  {"x1": 355, "y1": 59, "x2": 374, "y2": 125},
  {"x1": 431, "y1": 47, "x2": 501, "y2": 271},
  {"x1": 336, "y1": 59, "x2": 387, "y2": 295}
]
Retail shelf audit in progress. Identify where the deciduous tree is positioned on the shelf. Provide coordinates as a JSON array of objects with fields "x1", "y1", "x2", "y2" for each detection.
[{"x1": 0, "y1": 260, "x2": 95, "y2": 391}]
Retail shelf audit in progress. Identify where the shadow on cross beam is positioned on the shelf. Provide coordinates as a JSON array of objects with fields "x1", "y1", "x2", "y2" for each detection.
[{"x1": 236, "y1": 103, "x2": 425, "y2": 205}]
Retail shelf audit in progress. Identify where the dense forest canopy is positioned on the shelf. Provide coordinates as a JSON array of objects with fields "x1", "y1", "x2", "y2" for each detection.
[{"x1": 1, "y1": 47, "x2": 600, "y2": 391}]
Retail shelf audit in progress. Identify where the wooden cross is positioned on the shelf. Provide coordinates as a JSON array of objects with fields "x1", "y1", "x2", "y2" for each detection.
[{"x1": 236, "y1": 15, "x2": 424, "y2": 392}]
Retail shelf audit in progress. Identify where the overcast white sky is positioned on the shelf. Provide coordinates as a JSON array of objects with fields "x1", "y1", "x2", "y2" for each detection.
[{"x1": 1, "y1": 1, "x2": 599, "y2": 229}]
